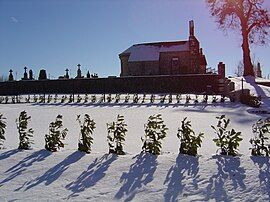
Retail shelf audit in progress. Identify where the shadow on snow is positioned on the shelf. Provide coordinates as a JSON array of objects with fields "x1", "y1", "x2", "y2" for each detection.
[
  {"x1": 163, "y1": 154, "x2": 199, "y2": 201},
  {"x1": 0, "y1": 149, "x2": 50, "y2": 186},
  {"x1": 114, "y1": 152, "x2": 157, "y2": 202},
  {"x1": 0, "y1": 149, "x2": 22, "y2": 161},
  {"x1": 24, "y1": 151, "x2": 85, "y2": 190},
  {"x1": 204, "y1": 155, "x2": 246, "y2": 201},
  {"x1": 65, "y1": 153, "x2": 117, "y2": 199},
  {"x1": 251, "y1": 156, "x2": 270, "y2": 199}
]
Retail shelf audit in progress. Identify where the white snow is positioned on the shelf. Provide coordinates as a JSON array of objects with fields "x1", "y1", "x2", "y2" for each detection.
[
  {"x1": 0, "y1": 78, "x2": 270, "y2": 201},
  {"x1": 123, "y1": 42, "x2": 189, "y2": 62}
]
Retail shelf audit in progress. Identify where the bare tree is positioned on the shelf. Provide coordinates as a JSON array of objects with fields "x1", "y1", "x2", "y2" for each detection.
[{"x1": 206, "y1": 0, "x2": 270, "y2": 76}]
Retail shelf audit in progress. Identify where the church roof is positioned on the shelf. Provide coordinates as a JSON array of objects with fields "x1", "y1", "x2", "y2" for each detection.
[{"x1": 120, "y1": 41, "x2": 189, "y2": 62}]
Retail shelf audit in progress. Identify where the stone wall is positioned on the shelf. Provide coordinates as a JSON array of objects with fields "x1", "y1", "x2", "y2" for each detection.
[{"x1": 0, "y1": 74, "x2": 224, "y2": 96}]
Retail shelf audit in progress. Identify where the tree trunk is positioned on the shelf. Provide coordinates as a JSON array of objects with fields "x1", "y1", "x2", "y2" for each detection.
[{"x1": 242, "y1": 29, "x2": 254, "y2": 76}]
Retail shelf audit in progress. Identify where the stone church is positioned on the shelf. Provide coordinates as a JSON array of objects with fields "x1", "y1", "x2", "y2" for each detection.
[{"x1": 119, "y1": 21, "x2": 207, "y2": 77}]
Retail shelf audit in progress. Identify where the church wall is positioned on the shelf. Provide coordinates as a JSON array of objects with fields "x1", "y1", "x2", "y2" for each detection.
[{"x1": 159, "y1": 51, "x2": 191, "y2": 75}]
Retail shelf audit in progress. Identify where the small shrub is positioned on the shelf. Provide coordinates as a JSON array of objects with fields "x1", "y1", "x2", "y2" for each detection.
[
  {"x1": 54, "y1": 94, "x2": 58, "y2": 103},
  {"x1": 141, "y1": 94, "x2": 146, "y2": 103},
  {"x1": 45, "y1": 115, "x2": 68, "y2": 152},
  {"x1": 107, "y1": 94, "x2": 112, "y2": 103},
  {"x1": 185, "y1": 95, "x2": 191, "y2": 104},
  {"x1": 141, "y1": 114, "x2": 168, "y2": 155},
  {"x1": 124, "y1": 94, "x2": 130, "y2": 103},
  {"x1": 240, "y1": 94, "x2": 261, "y2": 108},
  {"x1": 68, "y1": 95, "x2": 73, "y2": 103},
  {"x1": 150, "y1": 94, "x2": 155, "y2": 103},
  {"x1": 212, "y1": 115, "x2": 242, "y2": 156},
  {"x1": 33, "y1": 95, "x2": 38, "y2": 103},
  {"x1": 61, "y1": 95, "x2": 67, "y2": 103},
  {"x1": 250, "y1": 118, "x2": 270, "y2": 156},
  {"x1": 115, "y1": 94, "x2": 120, "y2": 103},
  {"x1": 168, "y1": 94, "x2": 172, "y2": 103},
  {"x1": 160, "y1": 95, "x2": 166, "y2": 104},
  {"x1": 220, "y1": 95, "x2": 225, "y2": 103},
  {"x1": 91, "y1": 95, "x2": 96, "y2": 103},
  {"x1": 203, "y1": 95, "x2": 208, "y2": 103},
  {"x1": 177, "y1": 117, "x2": 204, "y2": 156},
  {"x1": 47, "y1": 95, "x2": 52, "y2": 103},
  {"x1": 133, "y1": 94, "x2": 139, "y2": 103},
  {"x1": 16, "y1": 111, "x2": 34, "y2": 150},
  {"x1": 77, "y1": 114, "x2": 96, "y2": 153},
  {"x1": 77, "y1": 95, "x2": 82, "y2": 103},
  {"x1": 5, "y1": 96, "x2": 9, "y2": 104},
  {"x1": 176, "y1": 94, "x2": 182, "y2": 103},
  {"x1": 84, "y1": 94, "x2": 88, "y2": 103},
  {"x1": 0, "y1": 114, "x2": 7, "y2": 149},
  {"x1": 212, "y1": 95, "x2": 217, "y2": 103},
  {"x1": 107, "y1": 114, "x2": 128, "y2": 155},
  {"x1": 194, "y1": 95, "x2": 199, "y2": 104}
]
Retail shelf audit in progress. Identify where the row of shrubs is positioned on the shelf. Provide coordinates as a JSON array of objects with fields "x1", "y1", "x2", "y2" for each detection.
[
  {"x1": 0, "y1": 93, "x2": 226, "y2": 105},
  {"x1": 0, "y1": 112, "x2": 269, "y2": 156}
]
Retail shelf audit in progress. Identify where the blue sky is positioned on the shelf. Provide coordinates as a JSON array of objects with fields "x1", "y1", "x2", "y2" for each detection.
[{"x1": 0, "y1": 0, "x2": 269, "y2": 79}]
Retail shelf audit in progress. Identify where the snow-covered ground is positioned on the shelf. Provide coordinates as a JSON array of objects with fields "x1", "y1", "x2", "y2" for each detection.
[{"x1": 0, "y1": 77, "x2": 270, "y2": 201}]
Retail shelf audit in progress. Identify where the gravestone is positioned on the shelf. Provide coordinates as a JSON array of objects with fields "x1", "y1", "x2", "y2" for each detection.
[
  {"x1": 38, "y1": 69, "x2": 47, "y2": 80},
  {"x1": 8, "y1": 69, "x2": 14, "y2": 81}
]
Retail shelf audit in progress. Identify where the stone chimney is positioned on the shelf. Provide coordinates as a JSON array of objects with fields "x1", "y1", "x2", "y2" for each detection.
[
  {"x1": 218, "y1": 62, "x2": 225, "y2": 78},
  {"x1": 189, "y1": 20, "x2": 194, "y2": 36}
]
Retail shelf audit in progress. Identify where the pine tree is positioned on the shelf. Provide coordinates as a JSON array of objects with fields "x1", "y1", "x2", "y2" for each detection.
[
  {"x1": 212, "y1": 115, "x2": 243, "y2": 156},
  {"x1": 177, "y1": 117, "x2": 204, "y2": 156},
  {"x1": 142, "y1": 114, "x2": 168, "y2": 155},
  {"x1": 0, "y1": 114, "x2": 7, "y2": 149},
  {"x1": 16, "y1": 111, "x2": 34, "y2": 150},
  {"x1": 77, "y1": 114, "x2": 96, "y2": 153},
  {"x1": 45, "y1": 115, "x2": 68, "y2": 152},
  {"x1": 107, "y1": 115, "x2": 128, "y2": 155}
]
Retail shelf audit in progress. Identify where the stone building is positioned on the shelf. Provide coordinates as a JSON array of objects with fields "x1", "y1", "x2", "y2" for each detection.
[{"x1": 119, "y1": 20, "x2": 207, "y2": 77}]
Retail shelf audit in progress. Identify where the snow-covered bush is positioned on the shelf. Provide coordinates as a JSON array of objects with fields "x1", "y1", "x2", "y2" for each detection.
[
  {"x1": 141, "y1": 114, "x2": 168, "y2": 155},
  {"x1": 16, "y1": 111, "x2": 34, "y2": 150},
  {"x1": 68, "y1": 95, "x2": 73, "y2": 103},
  {"x1": 77, "y1": 114, "x2": 96, "y2": 153},
  {"x1": 212, "y1": 95, "x2": 217, "y2": 103},
  {"x1": 160, "y1": 95, "x2": 166, "y2": 104},
  {"x1": 177, "y1": 117, "x2": 204, "y2": 156},
  {"x1": 133, "y1": 94, "x2": 139, "y2": 103},
  {"x1": 107, "y1": 94, "x2": 112, "y2": 103},
  {"x1": 250, "y1": 118, "x2": 270, "y2": 156},
  {"x1": 107, "y1": 114, "x2": 128, "y2": 155},
  {"x1": 0, "y1": 113, "x2": 7, "y2": 149},
  {"x1": 150, "y1": 94, "x2": 155, "y2": 103},
  {"x1": 45, "y1": 115, "x2": 68, "y2": 152},
  {"x1": 142, "y1": 94, "x2": 146, "y2": 103},
  {"x1": 54, "y1": 94, "x2": 58, "y2": 103},
  {"x1": 77, "y1": 95, "x2": 82, "y2": 103},
  {"x1": 203, "y1": 95, "x2": 208, "y2": 103},
  {"x1": 115, "y1": 94, "x2": 120, "y2": 103},
  {"x1": 185, "y1": 95, "x2": 191, "y2": 104},
  {"x1": 91, "y1": 95, "x2": 96, "y2": 103},
  {"x1": 176, "y1": 94, "x2": 181, "y2": 103},
  {"x1": 61, "y1": 95, "x2": 67, "y2": 103},
  {"x1": 194, "y1": 95, "x2": 199, "y2": 104},
  {"x1": 168, "y1": 94, "x2": 172, "y2": 103},
  {"x1": 47, "y1": 95, "x2": 52, "y2": 103},
  {"x1": 84, "y1": 94, "x2": 88, "y2": 103},
  {"x1": 124, "y1": 94, "x2": 130, "y2": 103},
  {"x1": 212, "y1": 115, "x2": 242, "y2": 156}
]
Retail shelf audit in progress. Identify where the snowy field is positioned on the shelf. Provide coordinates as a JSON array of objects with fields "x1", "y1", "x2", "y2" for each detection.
[{"x1": 0, "y1": 77, "x2": 270, "y2": 201}]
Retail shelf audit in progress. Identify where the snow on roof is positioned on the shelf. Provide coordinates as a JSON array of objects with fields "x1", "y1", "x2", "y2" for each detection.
[{"x1": 122, "y1": 41, "x2": 189, "y2": 62}]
